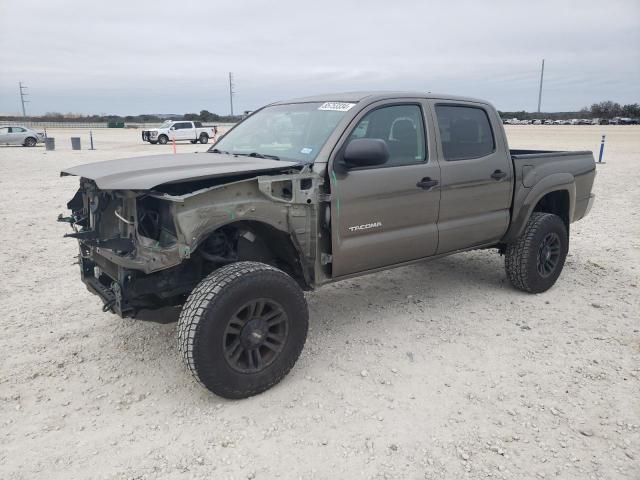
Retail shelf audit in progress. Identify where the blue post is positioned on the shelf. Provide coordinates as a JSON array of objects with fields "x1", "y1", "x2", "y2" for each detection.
[
  {"x1": 89, "y1": 130, "x2": 95, "y2": 150},
  {"x1": 598, "y1": 135, "x2": 605, "y2": 163}
]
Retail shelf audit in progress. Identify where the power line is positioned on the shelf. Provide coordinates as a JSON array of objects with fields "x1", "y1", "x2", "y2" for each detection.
[
  {"x1": 19, "y1": 81, "x2": 30, "y2": 117},
  {"x1": 537, "y1": 59, "x2": 545, "y2": 113},
  {"x1": 228, "y1": 72, "x2": 235, "y2": 116}
]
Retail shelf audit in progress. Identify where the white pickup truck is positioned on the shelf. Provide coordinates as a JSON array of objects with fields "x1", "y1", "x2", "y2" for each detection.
[{"x1": 142, "y1": 120, "x2": 217, "y2": 145}]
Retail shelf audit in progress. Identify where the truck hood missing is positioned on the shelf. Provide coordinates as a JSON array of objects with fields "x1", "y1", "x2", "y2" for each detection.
[{"x1": 61, "y1": 152, "x2": 300, "y2": 190}]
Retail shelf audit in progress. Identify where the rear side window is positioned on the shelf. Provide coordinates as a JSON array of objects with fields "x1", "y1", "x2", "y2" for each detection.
[
  {"x1": 435, "y1": 105, "x2": 495, "y2": 161},
  {"x1": 193, "y1": 121, "x2": 203, "y2": 128},
  {"x1": 348, "y1": 104, "x2": 426, "y2": 166}
]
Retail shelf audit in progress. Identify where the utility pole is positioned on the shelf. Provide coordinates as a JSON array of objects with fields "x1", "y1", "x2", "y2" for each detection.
[
  {"x1": 228, "y1": 72, "x2": 235, "y2": 117},
  {"x1": 537, "y1": 59, "x2": 545, "y2": 113},
  {"x1": 19, "y1": 81, "x2": 29, "y2": 117}
]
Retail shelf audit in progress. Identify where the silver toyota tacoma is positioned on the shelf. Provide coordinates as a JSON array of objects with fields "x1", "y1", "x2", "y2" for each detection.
[{"x1": 59, "y1": 92, "x2": 596, "y2": 398}]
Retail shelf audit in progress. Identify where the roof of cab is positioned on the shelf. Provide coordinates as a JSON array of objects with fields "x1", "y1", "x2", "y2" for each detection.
[{"x1": 271, "y1": 91, "x2": 489, "y2": 106}]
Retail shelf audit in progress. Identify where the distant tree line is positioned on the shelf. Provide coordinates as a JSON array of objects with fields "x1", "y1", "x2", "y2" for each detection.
[
  {"x1": 0, "y1": 110, "x2": 243, "y2": 123},
  {"x1": 498, "y1": 101, "x2": 639, "y2": 121}
]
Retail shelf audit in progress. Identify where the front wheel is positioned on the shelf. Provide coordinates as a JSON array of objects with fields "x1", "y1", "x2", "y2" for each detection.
[
  {"x1": 157, "y1": 135, "x2": 168, "y2": 145},
  {"x1": 24, "y1": 137, "x2": 37, "y2": 147},
  {"x1": 178, "y1": 262, "x2": 308, "y2": 399},
  {"x1": 505, "y1": 212, "x2": 568, "y2": 293}
]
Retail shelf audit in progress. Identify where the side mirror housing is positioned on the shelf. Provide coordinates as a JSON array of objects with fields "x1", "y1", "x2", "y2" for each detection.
[{"x1": 343, "y1": 138, "x2": 389, "y2": 168}]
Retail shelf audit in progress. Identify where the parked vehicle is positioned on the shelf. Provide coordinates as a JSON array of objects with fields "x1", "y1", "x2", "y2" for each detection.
[
  {"x1": 141, "y1": 120, "x2": 217, "y2": 145},
  {"x1": 60, "y1": 92, "x2": 596, "y2": 398},
  {"x1": 0, "y1": 125, "x2": 45, "y2": 146},
  {"x1": 544, "y1": 119, "x2": 554, "y2": 125},
  {"x1": 610, "y1": 117, "x2": 638, "y2": 125}
]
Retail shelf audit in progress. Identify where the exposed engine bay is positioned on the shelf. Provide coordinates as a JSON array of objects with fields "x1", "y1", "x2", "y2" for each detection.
[{"x1": 59, "y1": 170, "x2": 327, "y2": 317}]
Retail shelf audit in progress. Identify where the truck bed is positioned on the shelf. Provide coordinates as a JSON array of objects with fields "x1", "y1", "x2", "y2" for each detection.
[{"x1": 510, "y1": 149, "x2": 593, "y2": 158}]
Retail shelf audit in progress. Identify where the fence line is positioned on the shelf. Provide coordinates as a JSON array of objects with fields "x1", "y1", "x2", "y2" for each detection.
[{"x1": 0, "y1": 121, "x2": 237, "y2": 129}]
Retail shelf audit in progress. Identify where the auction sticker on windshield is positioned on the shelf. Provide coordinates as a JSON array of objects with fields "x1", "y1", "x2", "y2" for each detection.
[{"x1": 318, "y1": 102, "x2": 356, "y2": 112}]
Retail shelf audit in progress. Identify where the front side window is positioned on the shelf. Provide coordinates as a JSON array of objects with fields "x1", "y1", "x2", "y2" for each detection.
[
  {"x1": 211, "y1": 102, "x2": 351, "y2": 163},
  {"x1": 348, "y1": 104, "x2": 426, "y2": 166},
  {"x1": 435, "y1": 105, "x2": 495, "y2": 161},
  {"x1": 174, "y1": 122, "x2": 190, "y2": 130}
]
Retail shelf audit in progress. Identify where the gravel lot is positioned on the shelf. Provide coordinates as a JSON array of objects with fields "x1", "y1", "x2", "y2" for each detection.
[{"x1": 1, "y1": 126, "x2": 638, "y2": 479}]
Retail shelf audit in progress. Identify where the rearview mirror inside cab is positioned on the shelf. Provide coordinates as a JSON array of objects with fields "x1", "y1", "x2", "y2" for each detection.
[{"x1": 343, "y1": 138, "x2": 389, "y2": 168}]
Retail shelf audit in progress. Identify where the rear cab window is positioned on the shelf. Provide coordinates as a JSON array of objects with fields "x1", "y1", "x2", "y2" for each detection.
[{"x1": 435, "y1": 105, "x2": 495, "y2": 161}]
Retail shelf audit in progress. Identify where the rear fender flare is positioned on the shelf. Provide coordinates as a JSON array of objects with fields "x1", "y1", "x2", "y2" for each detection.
[{"x1": 504, "y1": 173, "x2": 575, "y2": 243}]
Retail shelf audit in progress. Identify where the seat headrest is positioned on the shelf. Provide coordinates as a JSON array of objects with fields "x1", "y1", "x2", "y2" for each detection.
[{"x1": 392, "y1": 119, "x2": 416, "y2": 142}]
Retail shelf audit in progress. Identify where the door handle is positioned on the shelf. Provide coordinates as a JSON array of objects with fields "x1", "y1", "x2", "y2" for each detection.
[
  {"x1": 416, "y1": 177, "x2": 439, "y2": 190},
  {"x1": 491, "y1": 170, "x2": 507, "y2": 181}
]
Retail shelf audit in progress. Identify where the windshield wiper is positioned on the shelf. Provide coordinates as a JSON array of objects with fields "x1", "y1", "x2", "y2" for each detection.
[
  {"x1": 209, "y1": 148, "x2": 230, "y2": 154},
  {"x1": 235, "y1": 152, "x2": 281, "y2": 161}
]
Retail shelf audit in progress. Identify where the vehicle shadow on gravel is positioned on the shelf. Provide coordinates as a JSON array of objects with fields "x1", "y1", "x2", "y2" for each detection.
[{"x1": 132, "y1": 252, "x2": 506, "y2": 326}]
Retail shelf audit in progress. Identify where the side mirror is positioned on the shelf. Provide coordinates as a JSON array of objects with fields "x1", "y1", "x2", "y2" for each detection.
[
  {"x1": 170, "y1": 126, "x2": 175, "y2": 131},
  {"x1": 343, "y1": 138, "x2": 389, "y2": 168}
]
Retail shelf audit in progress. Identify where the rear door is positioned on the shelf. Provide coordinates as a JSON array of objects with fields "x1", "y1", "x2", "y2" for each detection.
[
  {"x1": 430, "y1": 102, "x2": 512, "y2": 253},
  {"x1": 330, "y1": 100, "x2": 441, "y2": 277},
  {"x1": 0, "y1": 127, "x2": 10, "y2": 144}
]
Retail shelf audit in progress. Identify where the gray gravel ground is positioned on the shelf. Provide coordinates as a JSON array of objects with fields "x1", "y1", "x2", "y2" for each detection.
[{"x1": 0, "y1": 126, "x2": 638, "y2": 479}]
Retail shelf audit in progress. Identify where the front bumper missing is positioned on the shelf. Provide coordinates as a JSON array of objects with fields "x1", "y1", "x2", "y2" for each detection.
[{"x1": 79, "y1": 255, "x2": 129, "y2": 316}]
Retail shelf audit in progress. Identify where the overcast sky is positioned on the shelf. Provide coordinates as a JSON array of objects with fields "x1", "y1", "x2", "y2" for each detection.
[{"x1": 1, "y1": 0, "x2": 638, "y2": 115}]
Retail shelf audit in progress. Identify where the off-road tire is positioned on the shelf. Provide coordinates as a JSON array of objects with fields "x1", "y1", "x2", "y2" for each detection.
[
  {"x1": 199, "y1": 134, "x2": 209, "y2": 144},
  {"x1": 178, "y1": 261, "x2": 308, "y2": 399},
  {"x1": 158, "y1": 135, "x2": 168, "y2": 145},
  {"x1": 24, "y1": 136, "x2": 37, "y2": 147},
  {"x1": 505, "y1": 212, "x2": 568, "y2": 293}
]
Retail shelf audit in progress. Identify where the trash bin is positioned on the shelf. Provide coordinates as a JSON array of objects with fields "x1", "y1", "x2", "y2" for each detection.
[
  {"x1": 71, "y1": 137, "x2": 81, "y2": 150},
  {"x1": 45, "y1": 137, "x2": 55, "y2": 151}
]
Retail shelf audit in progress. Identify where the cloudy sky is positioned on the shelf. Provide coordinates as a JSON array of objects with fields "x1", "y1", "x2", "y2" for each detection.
[{"x1": 0, "y1": 0, "x2": 638, "y2": 115}]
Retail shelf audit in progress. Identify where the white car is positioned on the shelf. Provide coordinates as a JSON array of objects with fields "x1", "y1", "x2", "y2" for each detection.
[
  {"x1": 141, "y1": 120, "x2": 217, "y2": 145},
  {"x1": 0, "y1": 125, "x2": 45, "y2": 146}
]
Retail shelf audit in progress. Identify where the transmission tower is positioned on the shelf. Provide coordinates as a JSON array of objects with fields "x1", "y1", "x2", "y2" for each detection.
[
  {"x1": 228, "y1": 72, "x2": 236, "y2": 116},
  {"x1": 19, "y1": 81, "x2": 29, "y2": 117},
  {"x1": 537, "y1": 59, "x2": 545, "y2": 113}
]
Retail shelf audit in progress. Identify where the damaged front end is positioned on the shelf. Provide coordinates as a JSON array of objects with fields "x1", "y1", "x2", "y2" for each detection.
[
  {"x1": 59, "y1": 169, "x2": 322, "y2": 318},
  {"x1": 59, "y1": 178, "x2": 200, "y2": 316}
]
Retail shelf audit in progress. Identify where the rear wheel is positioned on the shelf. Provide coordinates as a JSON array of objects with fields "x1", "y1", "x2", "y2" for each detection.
[
  {"x1": 178, "y1": 262, "x2": 308, "y2": 398},
  {"x1": 158, "y1": 135, "x2": 168, "y2": 145},
  {"x1": 24, "y1": 137, "x2": 37, "y2": 147},
  {"x1": 199, "y1": 134, "x2": 209, "y2": 144},
  {"x1": 505, "y1": 212, "x2": 568, "y2": 293}
]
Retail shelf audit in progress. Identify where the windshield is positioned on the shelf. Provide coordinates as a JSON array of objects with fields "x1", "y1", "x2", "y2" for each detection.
[{"x1": 209, "y1": 102, "x2": 354, "y2": 162}]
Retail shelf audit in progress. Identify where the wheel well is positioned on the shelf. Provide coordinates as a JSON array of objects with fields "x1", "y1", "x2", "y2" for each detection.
[
  {"x1": 533, "y1": 190, "x2": 570, "y2": 228},
  {"x1": 195, "y1": 221, "x2": 310, "y2": 289}
]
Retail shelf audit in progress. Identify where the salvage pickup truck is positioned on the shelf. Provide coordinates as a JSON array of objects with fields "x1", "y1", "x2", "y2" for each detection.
[
  {"x1": 59, "y1": 92, "x2": 596, "y2": 398},
  {"x1": 141, "y1": 120, "x2": 216, "y2": 145}
]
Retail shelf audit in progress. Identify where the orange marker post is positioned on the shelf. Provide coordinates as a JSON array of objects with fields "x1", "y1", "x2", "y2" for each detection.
[{"x1": 172, "y1": 133, "x2": 176, "y2": 154}]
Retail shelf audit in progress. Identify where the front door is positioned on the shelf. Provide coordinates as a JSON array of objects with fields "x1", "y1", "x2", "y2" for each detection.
[
  {"x1": 431, "y1": 102, "x2": 513, "y2": 253},
  {"x1": 172, "y1": 122, "x2": 193, "y2": 140},
  {"x1": 331, "y1": 102, "x2": 441, "y2": 277}
]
